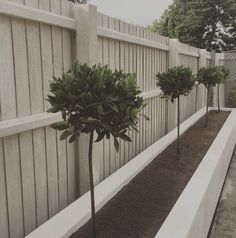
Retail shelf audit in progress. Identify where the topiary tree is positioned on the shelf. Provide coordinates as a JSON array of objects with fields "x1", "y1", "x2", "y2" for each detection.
[
  {"x1": 156, "y1": 66, "x2": 195, "y2": 155},
  {"x1": 216, "y1": 66, "x2": 229, "y2": 112},
  {"x1": 196, "y1": 66, "x2": 219, "y2": 126},
  {"x1": 47, "y1": 62, "x2": 146, "y2": 238}
]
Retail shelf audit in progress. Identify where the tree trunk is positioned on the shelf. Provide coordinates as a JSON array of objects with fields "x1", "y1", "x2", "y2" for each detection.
[
  {"x1": 217, "y1": 83, "x2": 220, "y2": 112},
  {"x1": 177, "y1": 96, "x2": 180, "y2": 156},
  {"x1": 195, "y1": 85, "x2": 198, "y2": 113},
  {"x1": 88, "y1": 131, "x2": 96, "y2": 238},
  {"x1": 206, "y1": 87, "x2": 209, "y2": 127}
]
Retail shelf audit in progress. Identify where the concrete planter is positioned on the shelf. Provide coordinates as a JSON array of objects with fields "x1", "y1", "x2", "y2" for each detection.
[
  {"x1": 155, "y1": 108, "x2": 236, "y2": 238},
  {"x1": 26, "y1": 108, "x2": 236, "y2": 238}
]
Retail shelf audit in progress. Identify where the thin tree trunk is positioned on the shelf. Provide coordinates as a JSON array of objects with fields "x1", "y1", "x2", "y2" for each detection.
[
  {"x1": 206, "y1": 87, "x2": 209, "y2": 127},
  {"x1": 195, "y1": 85, "x2": 198, "y2": 113},
  {"x1": 177, "y1": 96, "x2": 180, "y2": 156},
  {"x1": 88, "y1": 131, "x2": 96, "y2": 238},
  {"x1": 217, "y1": 83, "x2": 220, "y2": 112}
]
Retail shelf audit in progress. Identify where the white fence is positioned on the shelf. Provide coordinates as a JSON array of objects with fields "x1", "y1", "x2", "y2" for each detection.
[{"x1": 0, "y1": 1, "x2": 223, "y2": 238}]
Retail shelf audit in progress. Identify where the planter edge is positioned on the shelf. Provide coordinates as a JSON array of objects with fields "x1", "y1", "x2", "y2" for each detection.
[{"x1": 155, "y1": 108, "x2": 236, "y2": 238}]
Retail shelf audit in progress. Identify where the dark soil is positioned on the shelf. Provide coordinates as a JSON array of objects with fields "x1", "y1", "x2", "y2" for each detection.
[{"x1": 71, "y1": 111, "x2": 230, "y2": 238}]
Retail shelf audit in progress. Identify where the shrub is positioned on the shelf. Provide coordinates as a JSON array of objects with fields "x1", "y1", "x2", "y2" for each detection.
[
  {"x1": 47, "y1": 61, "x2": 147, "y2": 238},
  {"x1": 156, "y1": 66, "x2": 195, "y2": 155}
]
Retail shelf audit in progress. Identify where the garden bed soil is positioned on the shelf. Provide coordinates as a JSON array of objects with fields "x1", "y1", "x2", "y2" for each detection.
[{"x1": 71, "y1": 111, "x2": 230, "y2": 238}]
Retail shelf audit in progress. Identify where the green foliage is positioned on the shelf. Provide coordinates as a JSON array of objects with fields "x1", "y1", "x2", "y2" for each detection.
[
  {"x1": 228, "y1": 87, "x2": 236, "y2": 108},
  {"x1": 156, "y1": 66, "x2": 195, "y2": 102},
  {"x1": 47, "y1": 62, "x2": 146, "y2": 151},
  {"x1": 151, "y1": 0, "x2": 236, "y2": 52},
  {"x1": 216, "y1": 66, "x2": 230, "y2": 84},
  {"x1": 196, "y1": 66, "x2": 228, "y2": 88}
]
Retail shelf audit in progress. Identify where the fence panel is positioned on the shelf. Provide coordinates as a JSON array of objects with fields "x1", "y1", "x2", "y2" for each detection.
[
  {"x1": 0, "y1": 3, "x2": 212, "y2": 238},
  {"x1": 178, "y1": 42, "x2": 200, "y2": 123},
  {"x1": 97, "y1": 13, "x2": 170, "y2": 180},
  {"x1": 0, "y1": 0, "x2": 77, "y2": 237}
]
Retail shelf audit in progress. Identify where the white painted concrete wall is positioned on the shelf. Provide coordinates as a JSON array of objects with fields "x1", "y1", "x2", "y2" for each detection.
[{"x1": 155, "y1": 108, "x2": 236, "y2": 238}]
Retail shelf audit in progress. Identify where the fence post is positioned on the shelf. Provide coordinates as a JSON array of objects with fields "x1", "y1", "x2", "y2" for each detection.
[
  {"x1": 169, "y1": 39, "x2": 180, "y2": 67},
  {"x1": 199, "y1": 49, "x2": 207, "y2": 68},
  {"x1": 198, "y1": 49, "x2": 207, "y2": 109},
  {"x1": 167, "y1": 39, "x2": 179, "y2": 131},
  {"x1": 214, "y1": 53, "x2": 225, "y2": 107},
  {"x1": 72, "y1": 4, "x2": 101, "y2": 195}
]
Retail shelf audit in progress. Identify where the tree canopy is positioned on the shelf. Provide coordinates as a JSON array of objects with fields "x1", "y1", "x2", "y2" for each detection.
[
  {"x1": 48, "y1": 62, "x2": 146, "y2": 151},
  {"x1": 156, "y1": 66, "x2": 195, "y2": 102},
  {"x1": 196, "y1": 66, "x2": 222, "y2": 88},
  {"x1": 151, "y1": 0, "x2": 236, "y2": 52}
]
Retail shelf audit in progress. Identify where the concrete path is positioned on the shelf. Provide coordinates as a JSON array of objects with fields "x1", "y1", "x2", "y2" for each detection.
[{"x1": 209, "y1": 147, "x2": 236, "y2": 238}]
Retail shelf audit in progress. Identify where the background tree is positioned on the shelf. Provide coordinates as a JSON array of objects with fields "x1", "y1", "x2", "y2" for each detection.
[
  {"x1": 151, "y1": 0, "x2": 236, "y2": 52},
  {"x1": 216, "y1": 66, "x2": 229, "y2": 112},
  {"x1": 196, "y1": 66, "x2": 220, "y2": 126},
  {"x1": 156, "y1": 66, "x2": 195, "y2": 155},
  {"x1": 47, "y1": 62, "x2": 146, "y2": 238}
]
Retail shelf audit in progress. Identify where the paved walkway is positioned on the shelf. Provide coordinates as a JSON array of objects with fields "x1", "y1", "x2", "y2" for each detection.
[{"x1": 209, "y1": 147, "x2": 236, "y2": 238}]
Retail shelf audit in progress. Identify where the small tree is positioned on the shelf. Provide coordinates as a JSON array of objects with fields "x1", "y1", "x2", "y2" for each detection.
[
  {"x1": 216, "y1": 66, "x2": 229, "y2": 112},
  {"x1": 47, "y1": 62, "x2": 146, "y2": 238},
  {"x1": 196, "y1": 66, "x2": 219, "y2": 126},
  {"x1": 156, "y1": 66, "x2": 195, "y2": 155}
]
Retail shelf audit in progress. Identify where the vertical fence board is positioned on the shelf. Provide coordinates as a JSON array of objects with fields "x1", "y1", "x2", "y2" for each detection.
[
  {"x1": 119, "y1": 20, "x2": 125, "y2": 167},
  {"x1": 37, "y1": 1, "x2": 53, "y2": 226},
  {"x1": 0, "y1": 139, "x2": 9, "y2": 238},
  {"x1": 4, "y1": 135, "x2": 24, "y2": 238},
  {"x1": 108, "y1": 17, "x2": 116, "y2": 174},
  {"x1": 0, "y1": 13, "x2": 24, "y2": 238},
  {"x1": 101, "y1": 14, "x2": 110, "y2": 178},
  {"x1": 51, "y1": 23, "x2": 68, "y2": 210},
  {"x1": 11, "y1": 8, "x2": 37, "y2": 233}
]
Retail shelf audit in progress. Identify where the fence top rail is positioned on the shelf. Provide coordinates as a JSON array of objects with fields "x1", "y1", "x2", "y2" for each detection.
[
  {"x1": 0, "y1": 88, "x2": 159, "y2": 138},
  {"x1": 0, "y1": 113, "x2": 61, "y2": 138},
  {"x1": 179, "y1": 41, "x2": 200, "y2": 58},
  {"x1": 97, "y1": 11, "x2": 169, "y2": 46},
  {"x1": 97, "y1": 27, "x2": 170, "y2": 51},
  {"x1": 179, "y1": 49, "x2": 200, "y2": 58},
  {"x1": 0, "y1": 0, "x2": 76, "y2": 30}
]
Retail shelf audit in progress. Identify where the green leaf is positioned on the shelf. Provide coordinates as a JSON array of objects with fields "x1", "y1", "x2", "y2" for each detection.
[
  {"x1": 114, "y1": 137, "x2": 119, "y2": 152},
  {"x1": 140, "y1": 113, "x2": 150, "y2": 121},
  {"x1": 60, "y1": 130, "x2": 72, "y2": 140},
  {"x1": 61, "y1": 110, "x2": 67, "y2": 121},
  {"x1": 69, "y1": 131, "x2": 80, "y2": 143},
  {"x1": 47, "y1": 106, "x2": 61, "y2": 113},
  {"x1": 118, "y1": 133, "x2": 132, "y2": 142},
  {"x1": 51, "y1": 121, "x2": 69, "y2": 130},
  {"x1": 97, "y1": 105, "x2": 103, "y2": 116},
  {"x1": 95, "y1": 131, "x2": 105, "y2": 142}
]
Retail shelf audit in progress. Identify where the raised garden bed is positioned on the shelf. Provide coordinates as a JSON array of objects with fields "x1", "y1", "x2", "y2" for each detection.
[{"x1": 26, "y1": 108, "x2": 236, "y2": 238}]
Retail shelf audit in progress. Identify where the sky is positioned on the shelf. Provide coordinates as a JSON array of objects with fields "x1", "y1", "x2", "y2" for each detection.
[{"x1": 88, "y1": 0, "x2": 173, "y2": 26}]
